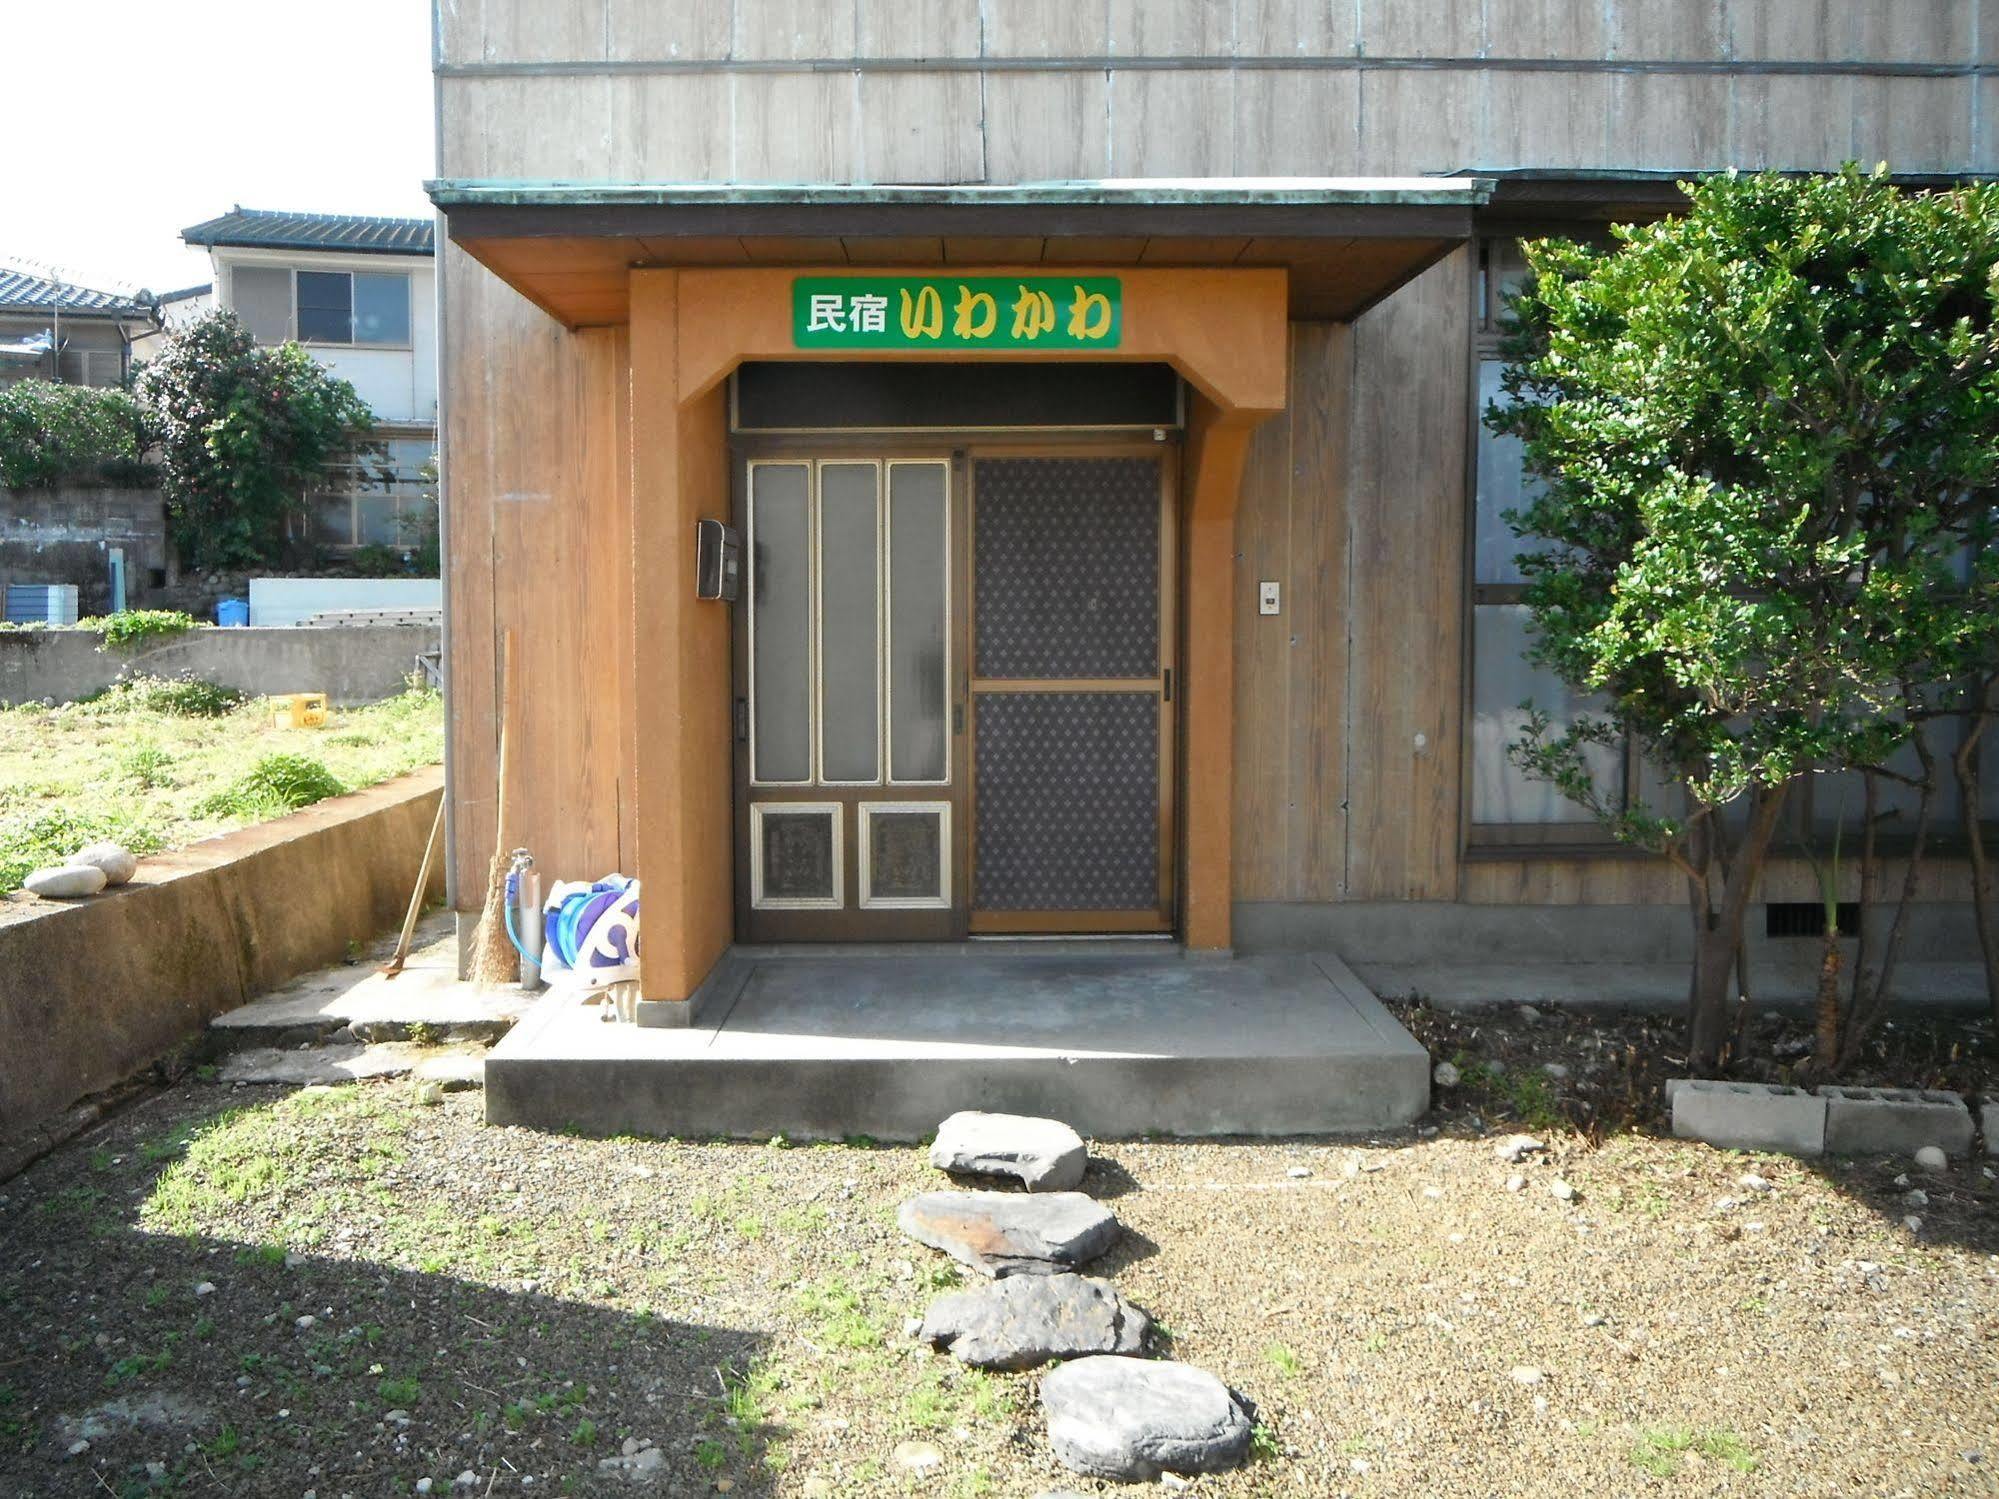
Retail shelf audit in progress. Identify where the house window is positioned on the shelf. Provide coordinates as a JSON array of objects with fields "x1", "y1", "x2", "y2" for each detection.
[
  {"x1": 1469, "y1": 235, "x2": 1995, "y2": 849},
  {"x1": 312, "y1": 436, "x2": 434, "y2": 549},
  {"x1": 233, "y1": 266, "x2": 411, "y2": 347}
]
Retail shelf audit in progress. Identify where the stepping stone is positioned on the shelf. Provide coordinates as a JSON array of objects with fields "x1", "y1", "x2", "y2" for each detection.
[
  {"x1": 898, "y1": 1191, "x2": 1118, "y2": 1278},
  {"x1": 1040, "y1": 1356, "x2": 1253, "y2": 1482},
  {"x1": 930, "y1": 1110, "x2": 1087, "y2": 1192},
  {"x1": 920, "y1": 1273, "x2": 1150, "y2": 1370}
]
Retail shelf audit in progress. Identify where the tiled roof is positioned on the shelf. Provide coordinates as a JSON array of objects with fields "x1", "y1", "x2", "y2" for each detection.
[
  {"x1": 0, "y1": 267, "x2": 151, "y2": 316},
  {"x1": 181, "y1": 207, "x2": 434, "y2": 256}
]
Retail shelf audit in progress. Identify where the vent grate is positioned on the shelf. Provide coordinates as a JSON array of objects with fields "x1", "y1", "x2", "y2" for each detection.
[{"x1": 1766, "y1": 902, "x2": 1859, "y2": 939}]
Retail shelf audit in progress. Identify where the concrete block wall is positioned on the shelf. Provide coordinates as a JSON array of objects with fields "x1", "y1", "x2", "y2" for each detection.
[{"x1": 0, "y1": 623, "x2": 440, "y2": 707}]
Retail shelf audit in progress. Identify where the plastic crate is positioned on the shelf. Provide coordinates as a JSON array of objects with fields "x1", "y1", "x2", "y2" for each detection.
[{"x1": 272, "y1": 692, "x2": 329, "y2": 729}]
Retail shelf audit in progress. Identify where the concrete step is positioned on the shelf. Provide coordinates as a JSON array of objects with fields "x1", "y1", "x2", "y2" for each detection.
[
  {"x1": 206, "y1": 914, "x2": 529, "y2": 1051},
  {"x1": 486, "y1": 950, "x2": 1431, "y2": 1140},
  {"x1": 217, "y1": 1041, "x2": 487, "y2": 1089}
]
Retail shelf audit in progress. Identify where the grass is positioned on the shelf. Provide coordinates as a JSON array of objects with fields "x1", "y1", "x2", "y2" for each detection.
[
  {"x1": 0, "y1": 682, "x2": 441, "y2": 892},
  {"x1": 1630, "y1": 1426, "x2": 1759, "y2": 1478}
]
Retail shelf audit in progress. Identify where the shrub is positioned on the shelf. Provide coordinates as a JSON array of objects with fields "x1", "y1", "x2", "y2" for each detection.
[
  {"x1": 0, "y1": 379, "x2": 153, "y2": 489},
  {"x1": 83, "y1": 673, "x2": 245, "y2": 718},
  {"x1": 78, "y1": 610, "x2": 200, "y2": 650},
  {"x1": 200, "y1": 753, "x2": 345, "y2": 818}
]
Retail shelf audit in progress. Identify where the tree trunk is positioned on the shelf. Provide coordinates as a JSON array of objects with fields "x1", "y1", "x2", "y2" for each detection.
[
  {"x1": 1954, "y1": 694, "x2": 1999, "y2": 1028},
  {"x1": 1687, "y1": 783, "x2": 1791, "y2": 1073},
  {"x1": 1809, "y1": 935, "x2": 1843, "y2": 1075}
]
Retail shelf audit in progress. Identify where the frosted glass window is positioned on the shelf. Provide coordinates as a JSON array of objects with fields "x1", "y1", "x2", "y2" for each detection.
[
  {"x1": 888, "y1": 463, "x2": 949, "y2": 783},
  {"x1": 817, "y1": 463, "x2": 881, "y2": 783},
  {"x1": 751, "y1": 464, "x2": 812, "y2": 783},
  {"x1": 353, "y1": 273, "x2": 411, "y2": 345},
  {"x1": 1475, "y1": 359, "x2": 1551, "y2": 586},
  {"x1": 233, "y1": 267, "x2": 292, "y2": 344},
  {"x1": 1471, "y1": 605, "x2": 1619, "y2": 825}
]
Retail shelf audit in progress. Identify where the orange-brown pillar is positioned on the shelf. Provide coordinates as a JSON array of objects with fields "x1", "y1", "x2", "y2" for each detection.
[
  {"x1": 1181, "y1": 398, "x2": 1258, "y2": 951},
  {"x1": 629, "y1": 269, "x2": 734, "y2": 1001}
]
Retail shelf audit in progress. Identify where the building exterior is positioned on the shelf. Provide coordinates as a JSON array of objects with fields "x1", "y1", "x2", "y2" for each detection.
[
  {"x1": 181, "y1": 209, "x2": 438, "y2": 553},
  {"x1": 429, "y1": 2, "x2": 1997, "y2": 1021},
  {"x1": 0, "y1": 268, "x2": 157, "y2": 389}
]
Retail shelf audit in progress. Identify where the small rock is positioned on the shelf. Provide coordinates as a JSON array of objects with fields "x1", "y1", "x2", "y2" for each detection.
[
  {"x1": 893, "y1": 1440, "x2": 945, "y2": 1474},
  {"x1": 66, "y1": 1439, "x2": 90, "y2": 1457},
  {"x1": 1893, "y1": 1173, "x2": 1911, "y2": 1189},
  {"x1": 1541, "y1": 1063, "x2": 1569, "y2": 1081},
  {"x1": 930, "y1": 1111, "x2": 1088, "y2": 1192},
  {"x1": 898, "y1": 1191, "x2": 1119, "y2": 1278},
  {"x1": 415, "y1": 1482, "x2": 433, "y2": 1496},
  {"x1": 295, "y1": 1315, "x2": 315, "y2": 1330},
  {"x1": 1550, "y1": 1179, "x2": 1577, "y2": 1203},
  {"x1": 195, "y1": 1282, "x2": 216, "y2": 1297},
  {"x1": 800, "y1": 1481, "x2": 834, "y2": 1499},
  {"x1": 620, "y1": 1437, "x2": 641, "y2": 1457},
  {"x1": 72, "y1": 841, "x2": 138, "y2": 885},
  {"x1": 1904, "y1": 1214, "x2": 1924, "y2": 1233},
  {"x1": 1494, "y1": 1135, "x2": 1545, "y2": 1164},
  {"x1": 1510, "y1": 1367, "x2": 1544, "y2": 1386},
  {"x1": 23, "y1": 864, "x2": 107, "y2": 899},
  {"x1": 1581, "y1": 1313, "x2": 1608, "y2": 1328},
  {"x1": 1516, "y1": 1004, "x2": 1543, "y2": 1023},
  {"x1": 1738, "y1": 1174, "x2": 1772, "y2": 1194},
  {"x1": 1286, "y1": 1166, "x2": 1312, "y2": 1179},
  {"x1": 1040, "y1": 1357, "x2": 1252, "y2": 1481},
  {"x1": 1504, "y1": 1175, "x2": 1526, "y2": 1193},
  {"x1": 1432, "y1": 1061, "x2": 1461, "y2": 1088},
  {"x1": 920, "y1": 1273, "x2": 1151, "y2": 1370},
  {"x1": 1904, "y1": 1188, "x2": 1929, "y2": 1208},
  {"x1": 454, "y1": 1471, "x2": 478, "y2": 1489},
  {"x1": 1914, "y1": 1146, "x2": 1949, "y2": 1172},
  {"x1": 413, "y1": 1080, "x2": 444, "y2": 1107}
]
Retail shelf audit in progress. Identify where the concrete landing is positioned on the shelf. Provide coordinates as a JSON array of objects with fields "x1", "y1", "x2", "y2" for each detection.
[
  {"x1": 485, "y1": 949, "x2": 1430, "y2": 1140},
  {"x1": 208, "y1": 914, "x2": 526, "y2": 1047}
]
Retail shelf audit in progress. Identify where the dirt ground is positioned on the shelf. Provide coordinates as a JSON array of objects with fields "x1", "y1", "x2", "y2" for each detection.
[{"x1": 2, "y1": 1010, "x2": 1995, "y2": 1499}]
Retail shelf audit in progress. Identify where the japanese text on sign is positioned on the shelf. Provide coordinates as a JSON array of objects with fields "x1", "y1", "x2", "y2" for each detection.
[{"x1": 792, "y1": 276, "x2": 1122, "y2": 350}]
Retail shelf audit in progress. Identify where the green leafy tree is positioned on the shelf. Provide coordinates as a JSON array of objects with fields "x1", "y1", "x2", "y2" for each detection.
[
  {"x1": 1488, "y1": 167, "x2": 1999, "y2": 1072},
  {"x1": 0, "y1": 378, "x2": 153, "y2": 488},
  {"x1": 136, "y1": 311, "x2": 373, "y2": 570}
]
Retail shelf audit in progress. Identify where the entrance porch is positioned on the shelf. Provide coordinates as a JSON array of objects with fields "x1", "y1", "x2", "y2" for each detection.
[{"x1": 485, "y1": 947, "x2": 1430, "y2": 1140}]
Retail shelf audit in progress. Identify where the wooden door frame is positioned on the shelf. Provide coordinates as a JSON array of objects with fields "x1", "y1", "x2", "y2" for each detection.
[{"x1": 963, "y1": 441, "x2": 1180, "y2": 935}]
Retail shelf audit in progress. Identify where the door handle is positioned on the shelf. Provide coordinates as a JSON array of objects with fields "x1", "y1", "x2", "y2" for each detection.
[
  {"x1": 734, "y1": 696, "x2": 749, "y2": 743},
  {"x1": 1162, "y1": 669, "x2": 1172, "y2": 704},
  {"x1": 953, "y1": 703, "x2": 965, "y2": 735}
]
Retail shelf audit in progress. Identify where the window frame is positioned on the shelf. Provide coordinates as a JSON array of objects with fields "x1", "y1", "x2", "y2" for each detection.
[
  {"x1": 310, "y1": 431, "x2": 436, "y2": 550},
  {"x1": 232, "y1": 263, "x2": 414, "y2": 350}
]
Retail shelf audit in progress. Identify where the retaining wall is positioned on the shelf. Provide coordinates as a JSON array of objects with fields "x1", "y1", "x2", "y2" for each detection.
[
  {"x1": 0, "y1": 769, "x2": 443, "y2": 1138},
  {"x1": 0, "y1": 623, "x2": 439, "y2": 706}
]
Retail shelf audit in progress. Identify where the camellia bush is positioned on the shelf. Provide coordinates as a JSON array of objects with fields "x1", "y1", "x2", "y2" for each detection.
[
  {"x1": 1489, "y1": 167, "x2": 1999, "y2": 1073},
  {"x1": 0, "y1": 378, "x2": 153, "y2": 489},
  {"x1": 136, "y1": 311, "x2": 373, "y2": 571}
]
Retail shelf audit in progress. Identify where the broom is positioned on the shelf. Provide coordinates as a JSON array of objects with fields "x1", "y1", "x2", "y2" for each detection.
[{"x1": 469, "y1": 629, "x2": 522, "y2": 987}]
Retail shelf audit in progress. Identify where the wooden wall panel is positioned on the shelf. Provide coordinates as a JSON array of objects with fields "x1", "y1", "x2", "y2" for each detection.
[
  {"x1": 981, "y1": 73, "x2": 1110, "y2": 182},
  {"x1": 603, "y1": 0, "x2": 731, "y2": 60},
  {"x1": 732, "y1": 73, "x2": 862, "y2": 183},
  {"x1": 1340, "y1": 250, "x2": 1469, "y2": 901},
  {"x1": 441, "y1": 250, "x2": 631, "y2": 907},
  {"x1": 1233, "y1": 71, "x2": 1361, "y2": 176},
  {"x1": 1606, "y1": 73, "x2": 1731, "y2": 169},
  {"x1": 860, "y1": 72, "x2": 983, "y2": 183},
  {"x1": 1237, "y1": 0, "x2": 1355, "y2": 57},
  {"x1": 857, "y1": 0, "x2": 980, "y2": 57},
  {"x1": 1111, "y1": 71, "x2": 1237, "y2": 177},
  {"x1": 1358, "y1": 0, "x2": 1483, "y2": 57},
  {"x1": 733, "y1": 0, "x2": 857, "y2": 60}
]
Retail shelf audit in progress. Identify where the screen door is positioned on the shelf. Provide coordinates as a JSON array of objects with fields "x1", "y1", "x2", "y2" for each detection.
[{"x1": 967, "y1": 454, "x2": 1175, "y2": 933}]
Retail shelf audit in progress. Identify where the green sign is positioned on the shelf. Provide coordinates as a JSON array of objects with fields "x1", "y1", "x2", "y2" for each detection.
[{"x1": 792, "y1": 276, "x2": 1122, "y2": 350}]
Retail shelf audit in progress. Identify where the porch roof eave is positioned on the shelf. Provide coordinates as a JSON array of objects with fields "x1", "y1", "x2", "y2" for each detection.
[{"x1": 426, "y1": 175, "x2": 1497, "y2": 327}]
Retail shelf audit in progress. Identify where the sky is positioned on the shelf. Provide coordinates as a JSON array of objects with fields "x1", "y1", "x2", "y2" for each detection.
[{"x1": 2, "y1": 0, "x2": 434, "y2": 297}]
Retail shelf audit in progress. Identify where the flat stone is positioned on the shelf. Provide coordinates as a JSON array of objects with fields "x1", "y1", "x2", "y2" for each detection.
[
  {"x1": 898, "y1": 1191, "x2": 1118, "y2": 1278},
  {"x1": 1040, "y1": 1356, "x2": 1252, "y2": 1482},
  {"x1": 72, "y1": 841, "x2": 137, "y2": 885},
  {"x1": 920, "y1": 1273, "x2": 1149, "y2": 1370},
  {"x1": 23, "y1": 864, "x2": 107, "y2": 899},
  {"x1": 414, "y1": 1050, "x2": 487, "y2": 1090},
  {"x1": 930, "y1": 1110, "x2": 1087, "y2": 1192},
  {"x1": 1983, "y1": 1102, "x2": 1999, "y2": 1158}
]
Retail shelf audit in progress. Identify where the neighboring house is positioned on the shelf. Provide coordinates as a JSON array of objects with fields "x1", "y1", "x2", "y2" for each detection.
[
  {"x1": 0, "y1": 267, "x2": 157, "y2": 389},
  {"x1": 180, "y1": 208, "x2": 437, "y2": 553},
  {"x1": 127, "y1": 283, "x2": 211, "y2": 363},
  {"x1": 427, "y1": 1, "x2": 1996, "y2": 1131}
]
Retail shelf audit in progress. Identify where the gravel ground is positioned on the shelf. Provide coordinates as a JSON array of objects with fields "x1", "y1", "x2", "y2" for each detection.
[{"x1": 2, "y1": 1019, "x2": 1995, "y2": 1498}]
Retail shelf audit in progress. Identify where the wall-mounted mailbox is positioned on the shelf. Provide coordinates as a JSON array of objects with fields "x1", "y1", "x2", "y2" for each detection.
[{"x1": 696, "y1": 519, "x2": 740, "y2": 602}]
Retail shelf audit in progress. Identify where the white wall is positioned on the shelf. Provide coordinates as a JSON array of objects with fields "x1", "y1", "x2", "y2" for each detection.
[
  {"x1": 211, "y1": 247, "x2": 437, "y2": 427},
  {"x1": 247, "y1": 577, "x2": 442, "y2": 627}
]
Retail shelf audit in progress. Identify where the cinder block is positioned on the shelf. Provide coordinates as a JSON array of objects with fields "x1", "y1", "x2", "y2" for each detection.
[
  {"x1": 1820, "y1": 1087, "x2": 1974, "y2": 1157},
  {"x1": 1982, "y1": 1102, "x2": 1998, "y2": 1158},
  {"x1": 1671, "y1": 1079, "x2": 1826, "y2": 1157}
]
